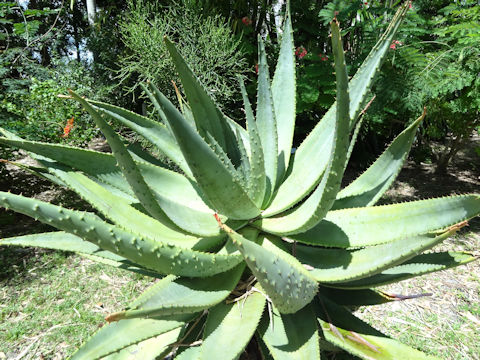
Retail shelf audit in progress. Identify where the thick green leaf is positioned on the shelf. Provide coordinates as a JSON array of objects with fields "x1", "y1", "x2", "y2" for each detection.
[
  {"x1": 333, "y1": 109, "x2": 425, "y2": 209},
  {"x1": 105, "y1": 264, "x2": 245, "y2": 321},
  {"x1": 0, "y1": 136, "x2": 132, "y2": 195},
  {"x1": 236, "y1": 127, "x2": 252, "y2": 186},
  {"x1": 174, "y1": 346, "x2": 201, "y2": 360},
  {"x1": 218, "y1": 224, "x2": 317, "y2": 314},
  {"x1": 255, "y1": 20, "x2": 350, "y2": 235},
  {"x1": 258, "y1": 304, "x2": 320, "y2": 360},
  {"x1": 333, "y1": 251, "x2": 478, "y2": 289},
  {"x1": 345, "y1": 106, "x2": 366, "y2": 167},
  {"x1": 43, "y1": 164, "x2": 222, "y2": 241},
  {"x1": 199, "y1": 291, "x2": 266, "y2": 360},
  {"x1": 0, "y1": 136, "x2": 230, "y2": 238},
  {"x1": 239, "y1": 78, "x2": 266, "y2": 208},
  {"x1": 87, "y1": 98, "x2": 192, "y2": 177},
  {"x1": 164, "y1": 38, "x2": 241, "y2": 166},
  {"x1": 286, "y1": 195, "x2": 480, "y2": 247},
  {"x1": 0, "y1": 159, "x2": 66, "y2": 187},
  {"x1": 0, "y1": 232, "x2": 136, "y2": 268},
  {"x1": 348, "y1": 3, "x2": 410, "y2": 122},
  {"x1": 69, "y1": 90, "x2": 166, "y2": 222},
  {"x1": 0, "y1": 231, "x2": 100, "y2": 253},
  {"x1": 146, "y1": 83, "x2": 260, "y2": 220},
  {"x1": 263, "y1": 4, "x2": 410, "y2": 217},
  {"x1": 0, "y1": 231, "x2": 162, "y2": 277},
  {"x1": 262, "y1": 111, "x2": 334, "y2": 217},
  {"x1": 0, "y1": 191, "x2": 243, "y2": 276},
  {"x1": 321, "y1": 287, "x2": 404, "y2": 306},
  {"x1": 271, "y1": 8, "x2": 295, "y2": 186},
  {"x1": 100, "y1": 328, "x2": 182, "y2": 360},
  {"x1": 292, "y1": 229, "x2": 454, "y2": 283},
  {"x1": 315, "y1": 295, "x2": 439, "y2": 359},
  {"x1": 71, "y1": 315, "x2": 192, "y2": 360},
  {"x1": 256, "y1": 36, "x2": 279, "y2": 206}
]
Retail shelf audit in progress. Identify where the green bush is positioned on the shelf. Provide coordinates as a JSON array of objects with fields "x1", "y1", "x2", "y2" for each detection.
[
  {"x1": 117, "y1": 0, "x2": 249, "y2": 109},
  {"x1": 1, "y1": 60, "x2": 98, "y2": 147}
]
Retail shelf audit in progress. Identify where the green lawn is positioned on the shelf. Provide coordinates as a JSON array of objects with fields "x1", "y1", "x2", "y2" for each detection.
[{"x1": 0, "y1": 247, "x2": 152, "y2": 359}]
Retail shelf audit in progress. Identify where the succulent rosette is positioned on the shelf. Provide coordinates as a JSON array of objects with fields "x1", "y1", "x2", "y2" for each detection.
[{"x1": 1, "y1": 2, "x2": 478, "y2": 359}]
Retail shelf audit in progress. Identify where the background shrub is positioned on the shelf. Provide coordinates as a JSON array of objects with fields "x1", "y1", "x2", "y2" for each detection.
[{"x1": 117, "y1": 0, "x2": 249, "y2": 112}]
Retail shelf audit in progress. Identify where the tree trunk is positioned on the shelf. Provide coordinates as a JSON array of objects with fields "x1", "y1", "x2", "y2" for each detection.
[
  {"x1": 272, "y1": 0, "x2": 285, "y2": 35},
  {"x1": 86, "y1": 0, "x2": 96, "y2": 26},
  {"x1": 435, "y1": 134, "x2": 465, "y2": 174}
]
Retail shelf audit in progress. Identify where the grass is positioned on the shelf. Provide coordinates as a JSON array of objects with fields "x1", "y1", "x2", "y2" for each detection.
[
  {"x1": 0, "y1": 246, "x2": 152, "y2": 359},
  {"x1": 355, "y1": 226, "x2": 480, "y2": 360}
]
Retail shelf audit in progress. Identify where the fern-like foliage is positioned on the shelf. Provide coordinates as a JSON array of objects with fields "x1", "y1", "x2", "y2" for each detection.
[{"x1": 363, "y1": 0, "x2": 480, "y2": 168}]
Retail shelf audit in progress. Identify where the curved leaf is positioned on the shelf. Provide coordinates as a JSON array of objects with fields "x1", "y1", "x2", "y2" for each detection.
[
  {"x1": 164, "y1": 38, "x2": 241, "y2": 165},
  {"x1": 0, "y1": 232, "x2": 154, "y2": 274},
  {"x1": 147, "y1": 82, "x2": 260, "y2": 220},
  {"x1": 286, "y1": 195, "x2": 480, "y2": 247},
  {"x1": 71, "y1": 315, "x2": 192, "y2": 360},
  {"x1": 333, "y1": 108, "x2": 425, "y2": 209},
  {"x1": 258, "y1": 304, "x2": 320, "y2": 360},
  {"x1": 239, "y1": 78, "x2": 266, "y2": 208},
  {"x1": 218, "y1": 225, "x2": 317, "y2": 314},
  {"x1": 199, "y1": 291, "x2": 266, "y2": 360},
  {"x1": 100, "y1": 328, "x2": 182, "y2": 360},
  {"x1": 333, "y1": 251, "x2": 478, "y2": 289},
  {"x1": 315, "y1": 294, "x2": 439, "y2": 360},
  {"x1": 321, "y1": 287, "x2": 411, "y2": 306},
  {"x1": 292, "y1": 229, "x2": 454, "y2": 283},
  {"x1": 271, "y1": 8, "x2": 296, "y2": 185},
  {"x1": 0, "y1": 191, "x2": 243, "y2": 277},
  {"x1": 70, "y1": 90, "x2": 166, "y2": 222},
  {"x1": 257, "y1": 20, "x2": 350, "y2": 235},
  {"x1": 106, "y1": 264, "x2": 245, "y2": 321},
  {"x1": 87, "y1": 98, "x2": 192, "y2": 177},
  {"x1": 256, "y1": 36, "x2": 279, "y2": 205}
]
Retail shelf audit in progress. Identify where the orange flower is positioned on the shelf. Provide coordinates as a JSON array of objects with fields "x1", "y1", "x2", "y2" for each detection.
[{"x1": 61, "y1": 117, "x2": 74, "y2": 138}]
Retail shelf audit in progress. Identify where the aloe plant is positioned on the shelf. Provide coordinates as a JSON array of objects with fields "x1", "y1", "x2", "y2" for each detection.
[{"x1": 1, "y1": 2, "x2": 479, "y2": 359}]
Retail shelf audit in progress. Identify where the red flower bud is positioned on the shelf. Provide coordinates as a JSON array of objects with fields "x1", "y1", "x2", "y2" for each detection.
[
  {"x1": 241, "y1": 16, "x2": 252, "y2": 26},
  {"x1": 295, "y1": 46, "x2": 307, "y2": 59}
]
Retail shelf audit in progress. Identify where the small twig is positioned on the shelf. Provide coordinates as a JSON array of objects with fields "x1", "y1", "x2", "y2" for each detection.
[
  {"x1": 360, "y1": 94, "x2": 376, "y2": 116},
  {"x1": 383, "y1": 292, "x2": 433, "y2": 301},
  {"x1": 57, "y1": 94, "x2": 73, "y2": 99},
  {"x1": 14, "y1": 338, "x2": 39, "y2": 360},
  {"x1": 347, "y1": 331, "x2": 379, "y2": 353},
  {"x1": 168, "y1": 311, "x2": 206, "y2": 348},
  {"x1": 318, "y1": 296, "x2": 344, "y2": 340},
  {"x1": 12, "y1": 0, "x2": 66, "y2": 65},
  {"x1": 0, "y1": 25, "x2": 10, "y2": 52},
  {"x1": 172, "y1": 340, "x2": 203, "y2": 348}
]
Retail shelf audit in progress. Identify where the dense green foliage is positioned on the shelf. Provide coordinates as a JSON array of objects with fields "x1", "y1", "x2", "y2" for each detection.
[
  {"x1": 0, "y1": 1, "x2": 96, "y2": 146},
  {"x1": 366, "y1": 0, "x2": 480, "y2": 170},
  {"x1": 2, "y1": 0, "x2": 478, "y2": 168},
  {"x1": 1, "y1": 3, "x2": 479, "y2": 358},
  {"x1": 116, "y1": 0, "x2": 249, "y2": 109}
]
